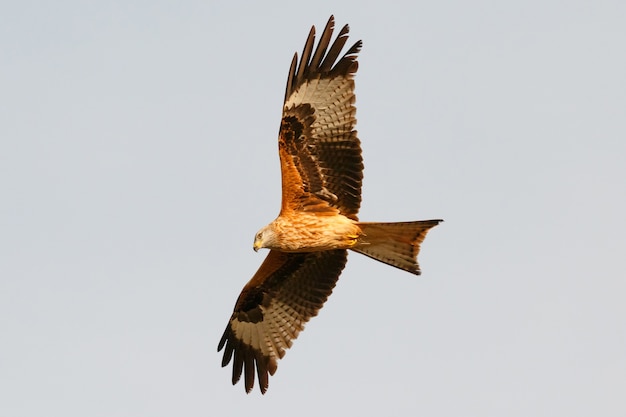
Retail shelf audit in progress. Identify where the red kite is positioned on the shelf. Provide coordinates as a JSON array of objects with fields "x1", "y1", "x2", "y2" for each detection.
[{"x1": 218, "y1": 15, "x2": 442, "y2": 394}]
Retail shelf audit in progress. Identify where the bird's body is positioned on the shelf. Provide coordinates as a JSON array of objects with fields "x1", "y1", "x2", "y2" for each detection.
[
  {"x1": 255, "y1": 212, "x2": 361, "y2": 253},
  {"x1": 218, "y1": 16, "x2": 443, "y2": 394}
]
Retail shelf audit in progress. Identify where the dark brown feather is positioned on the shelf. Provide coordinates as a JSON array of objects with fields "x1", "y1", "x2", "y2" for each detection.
[
  {"x1": 307, "y1": 17, "x2": 334, "y2": 72},
  {"x1": 295, "y1": 25, "x2": 316, "y2": 85}
]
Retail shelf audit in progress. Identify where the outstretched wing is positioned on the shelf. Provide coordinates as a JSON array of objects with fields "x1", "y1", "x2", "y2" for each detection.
[
  {"x1": 218, "y1": 250, "x2": 348, "y2": 394},
  {"x1": 278, "y1": 15, "x2": 364, "y2": 220}
]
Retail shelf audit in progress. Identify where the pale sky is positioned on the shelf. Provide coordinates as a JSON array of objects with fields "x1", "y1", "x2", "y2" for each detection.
[{"x1": 1, "y1": 1, "x2": 625, "y2": 416}]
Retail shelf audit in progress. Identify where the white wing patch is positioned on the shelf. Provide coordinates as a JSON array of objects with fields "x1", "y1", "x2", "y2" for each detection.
[
  {"x1": 230, "y1": 299, "x2": 307, "y2": 362},
  {"x1": 284, "y1": 76, "x2": 355, "y2": 140}
]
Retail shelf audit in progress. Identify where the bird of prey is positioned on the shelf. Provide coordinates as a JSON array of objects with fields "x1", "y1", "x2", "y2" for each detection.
[{"x1": 218, "y1": 15, "x2": 442, "y2": 394}]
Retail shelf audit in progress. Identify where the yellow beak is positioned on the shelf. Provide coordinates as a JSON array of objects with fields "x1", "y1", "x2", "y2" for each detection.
[{"x1": 253, "y1": 240, "x2": 261, "y2": 252}]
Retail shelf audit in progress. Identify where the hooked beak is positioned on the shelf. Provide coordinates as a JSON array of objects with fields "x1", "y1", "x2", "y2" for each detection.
[{"x1": 253, "y1": 240, "x2": 261, "y2": 252}]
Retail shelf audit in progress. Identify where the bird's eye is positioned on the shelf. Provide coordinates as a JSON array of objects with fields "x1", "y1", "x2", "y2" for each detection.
[{"x1": 256, "y1": 232, "x2": 263, "y2": 240}]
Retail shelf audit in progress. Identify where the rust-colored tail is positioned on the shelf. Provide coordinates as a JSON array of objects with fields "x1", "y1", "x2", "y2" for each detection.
[{"x1": 352, "y1": 220, "x2": 443, "y2": 275}]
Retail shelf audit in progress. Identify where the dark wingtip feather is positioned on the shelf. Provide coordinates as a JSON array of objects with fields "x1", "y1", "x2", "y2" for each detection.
[
  {"x1": 232, "y1": 348, "x2": 243, "y2": 385},
  {"x1": 295, "y1": 25, "x2": 316, "y2": 84},
  {"x1": 244, "y1": 354, "x2": 255, "y2": 393},
  {"x1": 284, "y1": 15, "x2": 362, "y2": 103},
  {"x1": 308, "y1": 15, "x2": 335, "y2": 72},
  {"x1": 219, "y1": 323, "x2": 273, "y2": 394},
  {"x1": 284, "y1": 53, "x2": 298, "y2": 102},
  {"x1": 256, "y1": 357, "x2": 270, "y2": 394}
]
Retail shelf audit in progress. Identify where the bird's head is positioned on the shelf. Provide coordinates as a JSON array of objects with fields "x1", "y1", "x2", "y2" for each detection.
[{"x1": 253, "y1": 224, "x2": 277, "y2": 252}]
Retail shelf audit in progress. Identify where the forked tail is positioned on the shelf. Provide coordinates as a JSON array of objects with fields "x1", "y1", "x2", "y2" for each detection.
[{"x1": 352, "y1": 220, "x2": 443, "y2": 275}]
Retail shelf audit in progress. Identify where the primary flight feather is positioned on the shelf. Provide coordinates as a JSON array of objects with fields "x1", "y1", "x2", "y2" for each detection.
[{"x1": 218, "y1": 15, "x2": 443, "y2": 394}]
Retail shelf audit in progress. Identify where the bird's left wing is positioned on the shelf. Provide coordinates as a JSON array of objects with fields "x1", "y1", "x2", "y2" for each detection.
[
  {"x1": 278, "y1": 15, "x2": 364, "y2": 220},
  {"x1": 218, "y1": 249, "x2": 348, "y2": 394}
]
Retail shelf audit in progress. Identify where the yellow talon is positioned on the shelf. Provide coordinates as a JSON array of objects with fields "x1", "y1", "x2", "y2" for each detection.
[{"x1": 346, "y1": 234, "x2": 359, "y2": 246}]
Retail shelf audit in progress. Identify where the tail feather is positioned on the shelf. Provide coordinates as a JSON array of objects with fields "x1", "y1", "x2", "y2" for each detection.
[{"x1": 351, "y1": 220, "x2": 442, "y2": 275}]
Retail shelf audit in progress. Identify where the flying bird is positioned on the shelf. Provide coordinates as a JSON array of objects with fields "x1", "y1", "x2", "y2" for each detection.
[{"x1": 218, "y1": 15, "x2": 442, "y2": 394}]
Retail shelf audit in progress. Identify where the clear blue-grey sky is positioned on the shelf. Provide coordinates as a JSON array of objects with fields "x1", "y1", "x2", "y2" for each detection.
[{"x1": 2, "y1": 1, "x2": 625, "y2": 416}]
